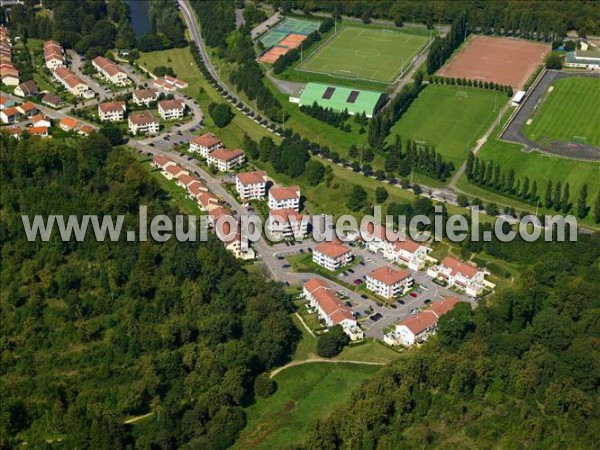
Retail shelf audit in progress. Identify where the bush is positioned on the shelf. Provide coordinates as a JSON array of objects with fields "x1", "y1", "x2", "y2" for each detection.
[
  {"x1": 208, "y1": 103, "x2": 234, "y2": 128},
  {"x1": 316, "y1": 326, "x2": 349, "y2": 358},
  {"x1": 254, "y1": 373, "x2": 277, "y2": 398},
  {"x1": 544, "y1": 52, "x2": 563, "y2": 69}
]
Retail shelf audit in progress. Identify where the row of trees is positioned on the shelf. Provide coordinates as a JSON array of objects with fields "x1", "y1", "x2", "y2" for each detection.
[
  {"x1": 426, "y1": 13, "x2": 468, "y2": 74},
  {"x1": 0, "y1": 133, "x2": 298, "y2": 449},
  {"x1": 368, "y1": 72, "x2": 424, "y2": 149},
  {"x1": 271, "y1": 1, "x2": 600, "y2": 39},
  {"x1": 429, "y1": 75, "x2": 514, "y2": 96},
  {"x1": 299, "y1": 101, "x2": 350, "y2": 127},
  {"x1": 190, "y1": 0, "x2": 235, "y2": 48},
  {"x1": 466, "y1": 152, "x2": 595, "y2": 219}
]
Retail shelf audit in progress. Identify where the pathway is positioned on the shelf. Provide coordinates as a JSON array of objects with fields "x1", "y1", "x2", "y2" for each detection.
[{"x1": 269, "y1": 358, "x2": 385, "y2": 378}]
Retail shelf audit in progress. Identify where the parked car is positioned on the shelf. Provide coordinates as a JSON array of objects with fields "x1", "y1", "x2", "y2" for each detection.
[
  {"x1": 409, "y1": 292, "x2": 418, "y2": 298},
  {"x1": 359, "y1": 261, "x2": 366, "y2": 266},
  {"x1": 424, "y1": 299, "x2": 432, "y2": 304},
  {"x1": 390, "y1": 304, "x2": 397, "y2": 309},
  {"x1": 299, "y1": 248, "x2": 305, "y2": 253},
  {"x1": 361, "y1": 294, "x2": 368, "y2": 300},
  {"x1": 282, "y1": 264, "x2": 290, "y2": 269},
  {"x1": 370, "y1": 313, "x2": 382, "y2": 321},
  {"x1": 353, "y1": 279, "x2": 363, "y2": 285},
  {"x1": 344, "y1": 301, "x2": 352, "y2": 307},
  {"x1": 276, "y1": 256, "x2": 285, "y2": 260},
  {"x1": 354, "y1": 311, "x2": 361, "y2": 318},
  {"x1": 397, "y1": 300, "x2": 405, "y2": 305},
  {"x1": 347, "y1": 268, "x2": 355, "y2": 274}
]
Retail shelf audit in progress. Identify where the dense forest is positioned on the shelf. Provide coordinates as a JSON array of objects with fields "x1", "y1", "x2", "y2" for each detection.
[
  {"x1": 269, "y1": 0, "x2": 600, "y2": 37},
  {"x1": 303, "y1": 233, "x2": 600, "y2": 448},
  {"x1": 0, "y1": 135, "x2": 298, "y2": 448}
]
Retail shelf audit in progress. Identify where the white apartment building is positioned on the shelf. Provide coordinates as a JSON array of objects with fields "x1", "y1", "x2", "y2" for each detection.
[
  {"x1": 53, "y1": 67, "x2": 94, "y2": 99},
  {"x1": 190, "y1": 132, "x2": 223, "y2": 158},
  {"x1": 267, "y1": 209, "x2": 308, "y2": 240},
  {"x1": 268, "y1": 186, "x2": 301, "y2": 211},
  {"x1": 98, "y1": 101, "x2": 126, "y2": 122},
  {"x1": 132, "y1": 89, "x2": 159, "y2": 107},
  {"x1": 427, "y1": 256, "x2": 488, "y2": 297},
  {"x1": 206, "y1": 148, "x2": 245, "y2": 171},
  {"x1": 157, "y1": 99, "x2": 185, "y2": 120},
  {"x1": 235, "y1": 171, "x2": 267, "y2": 200},
  {"x1": 43, "y1": 40, "x2": 64, "y2": 70},
  {"x1": 128, "y1": 111, "x2": 159, "y2": 135},
  {"x1": 366, "y1": 267, "x2": 414, "y2": 299},
  {"x1": 312, "y1": 241, "x2": 353, "y2": 271}
]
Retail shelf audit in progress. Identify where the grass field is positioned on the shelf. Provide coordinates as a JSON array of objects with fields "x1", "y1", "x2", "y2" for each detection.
[
  {"x1": 387, "y1": 84, "x2": 507, "y2": 168},
  {"x1": 234, "y1": 362, "x2": 380, "y2": 449},
  {"x1": 524, "y1": 77, "x2": 600, "y2": 147},
  {"x1": 297, "y1": 26, "x2": 429, "y2": 83},
  {"x1": 459, "y1": 108, "x2": 600, "y2": 228}
]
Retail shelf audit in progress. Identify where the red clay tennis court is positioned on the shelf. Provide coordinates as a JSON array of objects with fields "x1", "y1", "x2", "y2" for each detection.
[
  {"x1": 278, "y1": 33, "x2": 307, "y2": 49},
  {"x1": 258, "y1": 46, "x2": 290, "y2": 64},
  {"x1": 438, "y1": 35, "x2": 549, "y2": 88}
]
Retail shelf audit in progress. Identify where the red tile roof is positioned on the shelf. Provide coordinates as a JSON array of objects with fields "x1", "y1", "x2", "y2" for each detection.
[
  {"x1": 304, "y1": 279, "x2": 354, "y2": 325},
  {"x1": 441, "y1": 257, "x2": 480, "y2": 279},
  {"x1": 198, "y1": 192, "x2": 219, "y2": 207},
  {"x1": 397, "y1": 297, "x2": 462, "y2": 335},
  {"x1": 393, "y1": 238, "x2": 422, "y2": 253},
  {"x1": 236, "y1": 170, "x2": 267, "y2": 185},
  {"x1": 304, "y1": 278, "x2": 329, "y2": 294},
  {"x1": 368, "y1": 267, "x2": 412, "y2": 286},
  {"x1": 55, "y1": 67, "x2": 87, "y2": 89},
  {"x1": 427, "y1": 297, "x2": 461, "y2": 318},
  {"x1": 98, "y1": 101, "x2": 126, "y2": 113},
  {"x1": 314, "y1": 240, "x2": 352, "y2": 259},
  {"x1": 209, "y1": 148, "x2": 244, "y2": 162},
  {"x1": 165, "y1": 165, "x2": 186, "y2": 177},
  {"x1": 191, "y1": 132, "x2": 221, "y2": 148},
  {"x1": 78, "y1": 125, "x2": 95, "y2": 135},
  {"x1": 59, "y1": 117, "x2": 78, "y2": 129},
  {"x1": 158, "y1": 99, "x2": 184, "y2": 110},
  {"x1": 28, "y1": 126, "x2": 48, "y2": 135},
  {"x1": 133, "y1": 88, "x2": 158, "y2": 100},
  {"x1": 188, "y1": 182, "x2": 208, "y2": 196},
  {"x1": 128, "y1": 111, "x2": 158, "y2": 125},
  {"x1": 153, "y1": 155, "x2": 173, "y2": 167},
  {"x1": 269, "y1": 186, "x2": 300, "y2": 201},
  {"x1": 269, "y1": 208, "x2": 303, "y2": 222},
  {"x1": 177, "y1": 174, "x2": 196, "y2": 186}
]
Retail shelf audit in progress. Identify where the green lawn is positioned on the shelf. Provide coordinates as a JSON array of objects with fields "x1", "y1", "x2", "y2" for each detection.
[
  {"x1": 458, "y1": 108, "x2": 600, "y2": 229},
  {"x1": 524, "y1": 76, "x2": 600, "y2": 147},
  {"x1": 298, "y1": 26, "x2": 429, "y2": 84},
  {"x1": 234, "y1": 362, "x2": 379, "y2": 449},
  {"x1": 387, "y1": 84, "x2": 508, "y2": 168}
]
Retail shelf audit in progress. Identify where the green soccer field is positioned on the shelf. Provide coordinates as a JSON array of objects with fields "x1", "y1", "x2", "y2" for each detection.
[
  {"x1": 387, "y1": 84, "x2": 507, "y2": 168},
  {"x1": 297, "y1": 26, "x2": 429, "y2": 83},
  {"x1": 524, "y1": 77, "x2": 600, "y2": 147}
]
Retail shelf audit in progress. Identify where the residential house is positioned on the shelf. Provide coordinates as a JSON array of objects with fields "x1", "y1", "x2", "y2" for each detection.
[
  {"x1": 217, "y1": 220, "x2": 255, "y2": 260},
  {"x1": 267, "y1": 208, "x2": 308, "y2": 240},
  {"x1": 151, "y1": 155, "x2": 175, "y2": 170},
  {"x1": 385, "y1": 297, "x2": 462, "y2": 347},
  {"x1": 235, "y1": 170, "x2": 267, "y2": 200},
  {"x1": 198, "y1": 192, "x2": 221, "y2": 212},
  {"x1": 190, "y1": 132, "x2": 222, "y2": 158},
  {"x1": 59, "y1": 117, "x2": 79, "y2": 132},
  {"x1": 41, "y1": 93, "x2": 63, "y2": 109},
  {"x1": 157, "y1": 99, "x2": 185, "y2": 120},
  {"x1": 313, "y1": 240, "x2": 353, "y2": 271},
  {"x1": 268, "y1": 186, "x2": 301, "y2": 211},
  {"x1": 208, "y1": 206, "x2": 233, "y2": 225},
  {"x1": 1, "y1": 63, "x2": 19, "y2": 85},
  {"x1": 1, "y1": 125, "x2": 21, "y2": 139},
  {"x1": 163, "y1": 164, "x2": 188, "y2": 180},
  {"x1": 187, "y1": 182, "x2": 209, "y2": 202},
  {"x1": 164, "y1": 75, "x2": 188, "y2": 90},
  {"x1": 30, "y1": 114, "x2": 52, "y2": 128},
  {"x1": 1, "y1": 106, "x2": 20, "y2": 123},
  {"x1": 303, "y1": 279, "x2": 363, "y2": 340},
  {"x1": 176, "y1": 173, "x2": 198, "y2": 190},
  {"x1": 14, "y1": 80, "x2": 39, "y2": 97},
  {"x1": 132, "y1": 88, "x2": 159, "y2": 107},
  {"x1": 43, "y1": 40, "x2": 65, "y2": 70},
  {"x1": 153, "y1": 78, "x2": 173, "y2": 92},
  {"x1": 16, "y1": 102, "x2": 38, "y2": 118},
  {"x1": 92, "y1": 56, "x2": 129, "y2": 86},
  {"x1": 98, "y1": 101, "x2": 126, "y2": 121},
  {"x1": 28, "y1": 126, "x2": 49, "y2": 137},
  {"x1": 366, "y1": 267, "x2": 414, "y2": 299},
  {"x1": 206, "y1": 148, "x2": 245, "y2": 171},
  {"x1": 0, "y1": 95, "x2": 16, "y2": 109},
  {"x1": 78, "y1": 125, "x2": 96, "y2": 136},
  {"x1": 53, "y1": 67, "x2": 94, "y2": 98},
  {"x1": 128, "y1": 111, "x2": 159, "y2": 135},
  {"x1": 427, "y1": 256, "x2": 488, "y2": 297}
]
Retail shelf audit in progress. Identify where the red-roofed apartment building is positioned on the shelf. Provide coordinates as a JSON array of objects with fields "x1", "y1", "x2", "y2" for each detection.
[
  {"x1": 132, "y1": 88, "x2": 159, "y2": 107},
  {"x1": 303, "y1": 279, "x2": 363, "y2": 340},
  {"x1": 267, "y1": 209, "x2": 308, "y2": 240},
  {"x1": 53, "y1": 67, "x2": 94, "y2": 98},
  {"x1": 128, "y1": 111, "x2": 159, "y2": 135},
  {"x1": 313, "y1": 240, "x2": 353, "y2": 271},
  {"x1": 158, "y1": 99, "x2": 185, "y2": 120},
  {"x1": 44, "y1": 40, "x2": 65, "y2": 70},
  {"x1": 427, "y1": 257, "x2": 489, "y2": 297},
  {"x1": 98, "y1": 101, "x2": 126, "y2": 121},
  {"x1": 190, "y1": 132, "x2": 223, "y2": 158},
  {"x1": 361, "y1": 222, "x2": 431, "y2": 270},
  {"x1": 235, "y1": 170, "x2": 267, "y2": 200},
  {"x1": 207, "y1": 148, "x2": 245, "y2": 171},
  {"x1": 385, "y1": 297, "x2": 462, "y2": 347},
  {"x1": 268, "y1": 186, "x2": 301, "y2": 211},
  {"x1": 92, "y1": 56, "x2": 130, "y2": 86},
  {"x1": 366, "y1": 266, "x2": 414, "y2": 299}
]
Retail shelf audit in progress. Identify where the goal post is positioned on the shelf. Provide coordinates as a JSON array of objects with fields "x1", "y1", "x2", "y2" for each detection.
[{"x1": 456, "y1": 89, "x2": 468, "y2": 99}]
